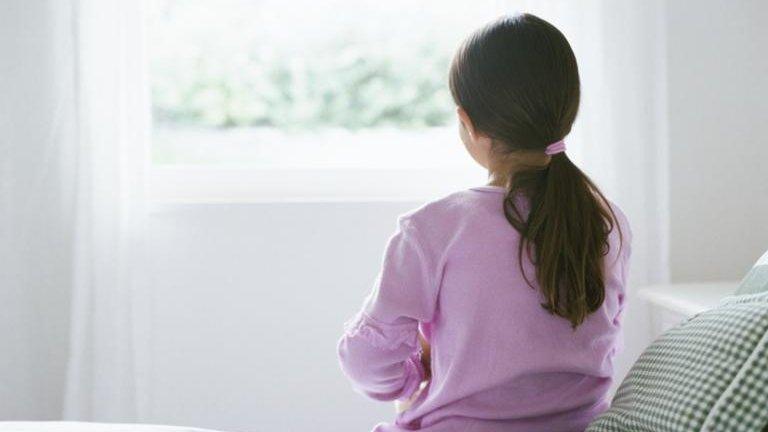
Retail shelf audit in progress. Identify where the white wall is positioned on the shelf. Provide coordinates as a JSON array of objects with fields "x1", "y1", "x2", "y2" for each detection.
[
  {"x1": 667, "y1": 0, "x2": 768, "y2": 281},
  {"x1": 0, "y1": 0, "x2": 72, "y2": 420},
  {"x1": 145, "y1": 202, "x2": 419, "y2": 431}
]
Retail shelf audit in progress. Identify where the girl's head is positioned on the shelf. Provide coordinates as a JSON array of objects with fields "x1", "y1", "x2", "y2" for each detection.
[
  {"x1": 450, "y1": 14, "x2": 579, "y2": 165},
  {"x1": 450, "y1": 14, "x2": 619, "y2": 328}
]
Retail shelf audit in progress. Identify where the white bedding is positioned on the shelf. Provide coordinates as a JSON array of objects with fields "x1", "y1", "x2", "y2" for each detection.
[{"x1": 0, "y1": 423, "x2": 222, "y2": 432}]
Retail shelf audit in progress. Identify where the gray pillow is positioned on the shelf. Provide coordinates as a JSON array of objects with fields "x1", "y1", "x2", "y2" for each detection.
[
  {"x1": 587, "y1": 292, "x2": 768, "y2": 431},
  {"x1": 736, "y1": 250, "x2": 768, "y2": 295}
]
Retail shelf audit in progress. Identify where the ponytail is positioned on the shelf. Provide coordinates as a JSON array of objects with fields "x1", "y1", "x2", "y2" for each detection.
[
  {"x1": 449, "y1": 14, "x2": 621, "y2": 327},
  {"x1": 504, "y1": 153, "x2": 619, "y2": 328}
]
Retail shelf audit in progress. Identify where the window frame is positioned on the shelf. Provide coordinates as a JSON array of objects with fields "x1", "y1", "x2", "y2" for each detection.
[{"x1": 150, "y1": 165, "x2": 484, "y2": 203}]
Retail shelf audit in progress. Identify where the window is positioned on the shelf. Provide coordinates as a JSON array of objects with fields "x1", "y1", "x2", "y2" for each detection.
[{"x1": 149, "y1": 0, "x2": 505, "y2": 201}]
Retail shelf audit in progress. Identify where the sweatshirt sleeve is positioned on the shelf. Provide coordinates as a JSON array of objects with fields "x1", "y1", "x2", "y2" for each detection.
[
  {"x1": 611, "y1": 204, "x2": 633, "y2": 326},
  {"x1": 337, "y1": 216, "x2": 438, "y2": 401}
]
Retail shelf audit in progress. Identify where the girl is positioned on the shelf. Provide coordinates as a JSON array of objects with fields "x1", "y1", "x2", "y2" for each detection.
[{"x1": 338, "y1": 13, "x2": 631, "y2": 432}]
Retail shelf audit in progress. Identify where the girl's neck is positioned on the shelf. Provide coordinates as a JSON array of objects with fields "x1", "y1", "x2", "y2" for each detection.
[
  {"x1": 487, "y1": 172, "x2": 511, "y2": 188},
  {"x1": 486, "y1": 151, "x2": 550, "y2": 187}
]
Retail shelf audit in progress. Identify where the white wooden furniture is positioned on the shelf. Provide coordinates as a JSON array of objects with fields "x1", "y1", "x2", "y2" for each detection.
[{"x1": 639, "y1": 282, "x2": 739, "y2": 338}]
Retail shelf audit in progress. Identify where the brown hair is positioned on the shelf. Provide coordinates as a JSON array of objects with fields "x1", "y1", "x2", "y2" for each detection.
[{"x1": 449, "y1": 14, "x2": 620, "y2": 328}]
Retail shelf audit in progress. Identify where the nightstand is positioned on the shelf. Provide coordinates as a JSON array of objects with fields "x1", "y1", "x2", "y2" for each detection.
[{"x1": 638, "y1": 282, "x2": 739, "y2": 338}]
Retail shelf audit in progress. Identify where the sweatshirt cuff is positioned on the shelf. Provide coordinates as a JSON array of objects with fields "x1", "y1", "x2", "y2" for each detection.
[
  {"x1": 398, "y1": 350, "x2": 426, "y2": 401},
  {"x1": 343, "y1": 312, "x2": 418, "y2": 351}
]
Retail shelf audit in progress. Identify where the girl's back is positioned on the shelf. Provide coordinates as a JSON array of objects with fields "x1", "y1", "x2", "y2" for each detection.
[
  {"x1": 339, "y1": 13, "x2": 632, "y2": 432},
  {"x1": 340, "y1": 187, "x2": 630, "y2": 431}
]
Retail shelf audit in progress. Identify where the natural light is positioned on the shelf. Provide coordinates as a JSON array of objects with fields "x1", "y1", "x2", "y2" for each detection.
[
  {"x1": 10, "y1": 1, "x2": 768, "y2": 431},
  {"x1": 148, "y1": 0, "x2": 511, "y2": 200}
]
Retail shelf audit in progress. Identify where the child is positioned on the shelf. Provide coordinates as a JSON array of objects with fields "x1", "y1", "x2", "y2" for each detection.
[{"x1": 338, "y1": 13, "x2": 631, "y2": 432}]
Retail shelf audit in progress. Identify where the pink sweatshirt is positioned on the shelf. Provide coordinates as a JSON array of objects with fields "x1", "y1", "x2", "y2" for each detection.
[{"x1": 338, "y1": 186, "x2": 631, "y2": 432}]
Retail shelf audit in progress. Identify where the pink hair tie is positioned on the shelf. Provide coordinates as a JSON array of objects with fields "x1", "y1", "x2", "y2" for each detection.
[{"x1": 544, "y1": 139, "x2": 566, "y2": 155}]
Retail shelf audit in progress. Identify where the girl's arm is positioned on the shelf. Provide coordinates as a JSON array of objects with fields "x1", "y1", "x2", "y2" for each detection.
[{"x1": 337, "y1": 217, "x2": 437, "y2": 402}]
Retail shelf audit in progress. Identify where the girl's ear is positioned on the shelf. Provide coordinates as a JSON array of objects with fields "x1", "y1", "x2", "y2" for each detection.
[
  {"x1": 456, "y1": 107, "x2": 477, "y2": 140},
  {"x1": 457, "y1": 106, "x2": 492, "y2": 151}
]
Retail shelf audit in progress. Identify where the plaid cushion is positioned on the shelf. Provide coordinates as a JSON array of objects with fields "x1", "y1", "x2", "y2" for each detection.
[
  {"x1": 736, "y1": 250, "x2": 768, "y2": 295},
  {"x1": 587, "y1": 292, "x2": 768, "y2": 432}
]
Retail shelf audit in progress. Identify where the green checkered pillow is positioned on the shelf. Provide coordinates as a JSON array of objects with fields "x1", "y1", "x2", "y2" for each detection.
[
  {"x1": 587, "y1": 292, "x2": 768, "y2": 432},
  {"x1": 736, "y1": 250, "x2": 768, "y2": 295}
]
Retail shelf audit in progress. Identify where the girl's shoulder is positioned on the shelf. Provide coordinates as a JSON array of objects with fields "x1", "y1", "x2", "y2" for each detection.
[
  {"x1": 396, "y1": 187, "x2": 504, "y2": 245},
  {"x1": 400, "y1": 186, "x2": 496, "y2": 219},
  {"x1": 398, "y1": 189, "x2": 632, "y2": 257},
  {"x1": 600, "y1": 199, "x2": 632, "y2": 265},
  {"x1": 604, "y1": 199, "x2": 632, "y2": 242}
]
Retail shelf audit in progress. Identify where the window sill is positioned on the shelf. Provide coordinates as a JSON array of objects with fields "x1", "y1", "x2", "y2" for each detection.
[{"x1": 150, "y1": 166, "x2": 485, "y2": 204}]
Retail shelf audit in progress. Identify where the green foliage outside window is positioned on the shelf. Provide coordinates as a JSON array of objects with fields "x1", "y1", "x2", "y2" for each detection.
[{"x1": 151, "y1": 40, "x2": 454, "y2": 130}]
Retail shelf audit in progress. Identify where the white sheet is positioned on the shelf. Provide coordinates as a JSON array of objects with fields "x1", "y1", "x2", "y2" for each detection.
[{"x1": 0, "y1": 423, "x2": 222, "y2": 432}]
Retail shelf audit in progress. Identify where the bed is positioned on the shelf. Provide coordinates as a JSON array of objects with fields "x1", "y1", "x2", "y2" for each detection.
[{"x1": 0, "y1": 423, "x2": 222, "y2": 432}]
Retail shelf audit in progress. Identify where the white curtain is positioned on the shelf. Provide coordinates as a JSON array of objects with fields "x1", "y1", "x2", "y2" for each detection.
[
  {"x1": 0, "y1": 1, "x2": 79, "y2": 417},
  {"x1": 62, "y1": 0, "x2": 152, "y2": 421},
  {"x1": 0, "y1": 0, "x2": 153, "y2": 421}
]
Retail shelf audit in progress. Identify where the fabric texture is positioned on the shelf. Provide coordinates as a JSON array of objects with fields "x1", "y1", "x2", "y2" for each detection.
[
  {"x1": 0, "y1": 423, "x2": 221, "y2": 432},
  {"x1": 736, "y1": 250, "x2": 768, "y2": 295},
  {"x1": 587, "y1": 292, "x2": 768, "y2": 432},
  {"x1": 338, "y1": 186, "x2": 632, "y2": 432},
  {"x1": 62, "y1": 0, "x2": 153, "y2": 421},
  {"x1": 0, "y1": 0, "x2": 152, "y2": 421}
]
